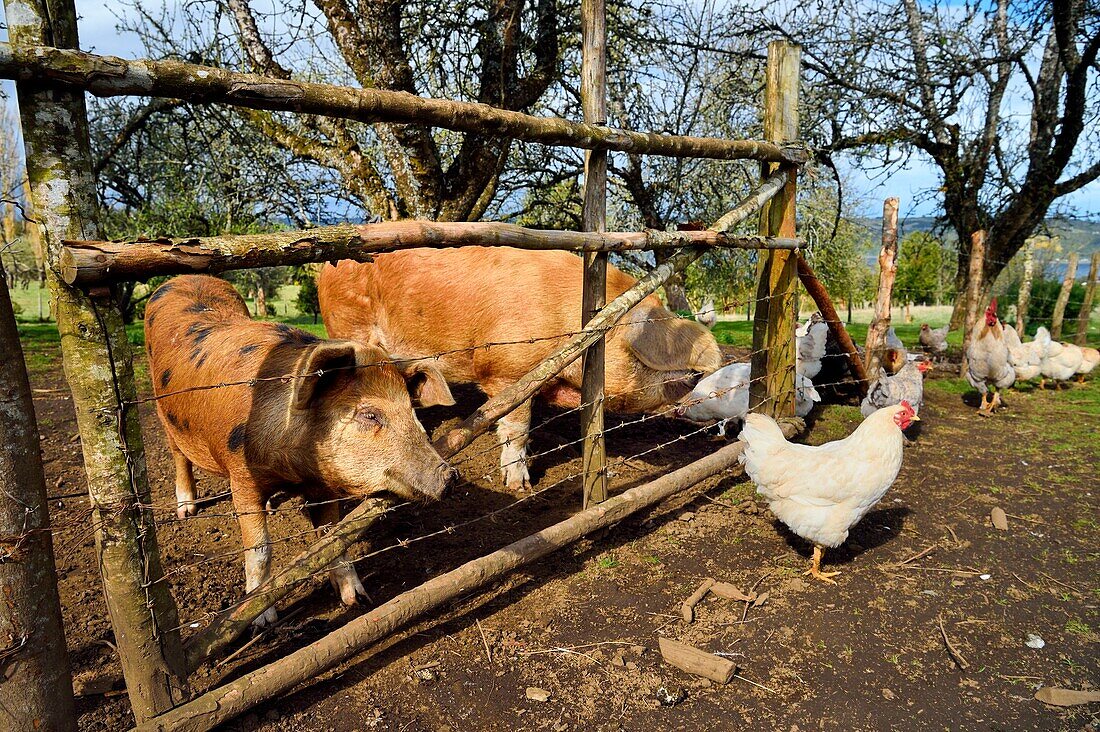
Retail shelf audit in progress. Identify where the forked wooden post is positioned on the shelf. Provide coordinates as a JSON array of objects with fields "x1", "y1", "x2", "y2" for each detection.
[
  {"x1": 580, "y1": 0, "x2": 608, "y2": 508},
  {"x1": 750, "y1": 40, "x2": 800, "y2": 418},
  {"x1": 5, "y1": 0, "x2": 189, "y2": 720},
  {"x1": 1051, "y1": 252, "x2": 1079, "y2": 341},
  {"x1": 1075, "y1": 252, "x2": 1098, "y2": 346},
  {"x1": 864, "y1": 197, "x2": 900, "y2": 379},
  {"x1": 959, "y1": 231, "x2": 988, "y2": 377},
  {"x1": 1016, "y1": 237, "x2": 1035, "y2": 336}
]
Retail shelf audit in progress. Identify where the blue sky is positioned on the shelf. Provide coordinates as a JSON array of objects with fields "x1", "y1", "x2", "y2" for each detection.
[{"x1": 3, "y1": 1, "x2": 1098, "y2": 221}]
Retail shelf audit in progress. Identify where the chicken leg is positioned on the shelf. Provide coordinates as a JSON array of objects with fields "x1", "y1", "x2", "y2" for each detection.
[
  {"x1": 805, "y1": 545, "x2": 840, "y2": 584},
  {"x1": 977, "y1": 391, "x2": 991, "y2": 416}
]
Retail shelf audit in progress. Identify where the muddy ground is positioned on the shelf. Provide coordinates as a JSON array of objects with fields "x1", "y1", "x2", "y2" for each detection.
[{"x1": 23, "y1": 337, "x2": 1100, "y2": 732}]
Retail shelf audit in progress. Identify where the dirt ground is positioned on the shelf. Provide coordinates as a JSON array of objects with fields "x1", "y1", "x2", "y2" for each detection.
[{"x1": 24, "y1": 339, "x2": 1100, "y2": 732}]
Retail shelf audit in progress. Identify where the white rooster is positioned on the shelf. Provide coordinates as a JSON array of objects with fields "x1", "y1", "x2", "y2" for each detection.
[
  {"x1": 739, "y1": 402, "x2": 917, "y2": 583},
  {"x1": 965, "y1": 299, "x2": 1015, "y2": 414},
  {"x1": 1076, "y1": 347, "x2": 1099, "y2": 383},
  {"x1": 1034, "y1": 326, "x2": 1084, "y2": 388},
  {"x1": 676, "y1": 363, "x2": 820, "y2": 436}
]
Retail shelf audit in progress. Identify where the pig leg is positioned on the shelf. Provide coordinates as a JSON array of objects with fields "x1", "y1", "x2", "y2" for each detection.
[
  {"x1": 167, "y1": 435, "x2": 198, "y2": 520},
  {"x1": 233, "y1": 488, "x2": 278, "y2": 627},
  {"x1": 497, "y1": 399, "x2": 533, "y2": 491},
  {"x1": 308, "y1": 502, "x2": 368, "y2": 606}
]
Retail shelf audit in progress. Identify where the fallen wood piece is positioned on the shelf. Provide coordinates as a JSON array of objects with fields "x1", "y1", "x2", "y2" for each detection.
[
  {"x1": 658, "y1": 637, "x2": 736, "y2": 684},
  {"x1": 990, "y1": 507, "x2": 1009, "y2": 531},
  {"x1": 1034, "y1": 687, "x2": 1100, "y2": 706},
  {"x1": 134, "y1": 423, "x2": 800, "y2": 732},
  {"x1": 752, "y1": 592, "x2": 769, "y2": 608},
  {"x1": 681, "y1": 578, "x2": 715, "y2": 622},
  {"x1": 938, "y1": 613, "x2": 970, "y2": 670},
  {"x1": 898, "y1": 544, "x2": 938, "y2": 565},
  {"x1": 711, "y1": 582, "x2": 755, "y2": 602}
]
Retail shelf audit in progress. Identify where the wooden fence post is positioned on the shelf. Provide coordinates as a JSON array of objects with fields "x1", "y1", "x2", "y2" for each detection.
[
  {"x1": 959, "y1": 231, "x2": 988, "y2": 377},
  {"x1": 1016, "y1": 237, "x2": 1035, "y2": 336},
  {"x1": 580, "y1": 0, "x2": 608, "y2": 508},
  {"x1": 0, "y1": 266, "x2": 77, "y2": 731},
  {"x1": 1051, "y1": 252, "x2": 1079, "y2": 341},
  {"x1": 864, "y1": 198, "x2": 900, "y2": 378},
  {"x1": 1075, "y1": 252, "x2": 1098, "y2": 346},
  {"x1": 5, "y1": 0, "x2": 189, "y2": 720},
  {"x1": 750, "y1": 40, "x2": 800, "y2": 418}
]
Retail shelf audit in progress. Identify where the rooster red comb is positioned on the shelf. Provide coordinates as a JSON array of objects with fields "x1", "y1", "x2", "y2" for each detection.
[{"x1": 987, "y1": 297, "x2": 998, "y2": 313}]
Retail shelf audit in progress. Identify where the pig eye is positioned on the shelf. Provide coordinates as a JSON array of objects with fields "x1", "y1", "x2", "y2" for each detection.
[{"x1": 355, "y1": 408, "x2": 384, "y2": 428}]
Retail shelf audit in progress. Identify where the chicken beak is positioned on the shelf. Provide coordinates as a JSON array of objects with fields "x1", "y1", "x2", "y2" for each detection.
[{"x1": 910, "y1": 414, "x2": 921, "y2": 422}]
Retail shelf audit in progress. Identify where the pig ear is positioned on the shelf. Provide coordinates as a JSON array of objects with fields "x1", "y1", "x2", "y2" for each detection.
[
  {"x1": 626, "y1": 308, "x2": 721, "y2": 373},
  {"x1": 395, "y1": 359, "x2": 455, "y2": 408},
  {"x1": 292, "y1": 342, "x2": 360, "y2": 410}
]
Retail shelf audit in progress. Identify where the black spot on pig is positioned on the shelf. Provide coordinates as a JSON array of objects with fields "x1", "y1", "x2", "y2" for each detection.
[
  {"x1": 185, "y1": 302, "x2": 213, "y2": 314},
  {"x1": 239, "y1": 344, "x2": 260, "y2": 357},
  {"x1": 160, "y1": 369, "x2": 172, "y2": 388},
  {"x1": 166, "y1": 411, "x2": 180, "y2": 429},
  {"x1": 148, "y1": 284, "x2": 172, "y2": 304},
  {"x1": 187, "y1": 323, "x2": 214, "y2": 346},
  {"x1": 227, "y1": 424, "x2": 247, "y2": 452},
  {"x1": 195, "y1": 353, "x2": 208, "y2": 369},
  {"x1": 273, "y1": 323, "x2": 320, "y2": 345},
  {"x1": 189, "y1": 348, "x2": 205, "y2": 365}
]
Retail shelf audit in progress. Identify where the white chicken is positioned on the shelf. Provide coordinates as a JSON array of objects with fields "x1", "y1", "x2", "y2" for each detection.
[
  {"x1": 1076, "y1": 347, "x2": 1099, "y2": 383},
  {"x1": 919, "y1": 323, "x2": 949, "y2": 355},
  {"x1": 739, "y1": 402, "x2": 917, "y2": 583},
  {"x1": 860, "y1": 360, "x2": 930, "y2": 417},
  {"x1": 796, "y1": 314, "x2": 829, "y2": 381},
  {"x1": 1034, "y1": 326, "x2": 1084, "y2": 388},
  {"x1": 1002, "y1": 326, "x2": 1042, "y2": 382},
  {"x1": 695, "y1": 297, "x2": 718, "y2": 330},
  {"x1": 676, "y1": 363, "x2": 820, "y2": 436},
  {"x1": 965, "y1": 299, "x2": 1015, "y2": 414}
]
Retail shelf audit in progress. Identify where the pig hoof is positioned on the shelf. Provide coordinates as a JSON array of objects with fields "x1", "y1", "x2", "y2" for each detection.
[
  {"x1": 176, "y1": 502, "x2": 196, "y2": 520},
  {"x1": 331, "y1": 572, "x2": 369, "y2": 607},
  {"x1": 502, "y1": 464, "x2": 531, "y2": 492}
]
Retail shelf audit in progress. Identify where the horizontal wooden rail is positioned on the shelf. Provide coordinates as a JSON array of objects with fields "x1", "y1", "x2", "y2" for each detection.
[
  {"x1": 60, "y1": 221, "x2": 799, "y2": 287},
  {"x1": 134, "y1": 422, "x2": 800, "y2": 732},
  {"x1": 0, "y1": 44, "x2": 811, "y2": 166}
]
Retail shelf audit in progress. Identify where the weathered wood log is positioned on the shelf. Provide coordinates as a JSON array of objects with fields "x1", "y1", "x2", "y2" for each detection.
[
  {"x1": 6, "y1": 0, "x2": 189, "y2": 721},
  {"x1": 434, "y1": 170, "x2": 792, "y2": 459},
  {"x1": 184, "y1": 497, "x2": 395, "y2": 672},
  {"x1": 795, "y1": 253, "x2": 870, "y2": 395},
  {"x1": 580, "y1": 0, "x2": 609, "y2": 508},
  {"x1": 750, "y1": 41, "x2": 800, "y2": 418},
  {"x1": 959, "y1": 231, "x2": 988, "y2": 377},
  {"x1": 864, "y1": 197, "x2": 899, "y2": 379},
  {"x1": 1076, "y1": 251, "x2": 1099, "y2": 346},
  {"x1": 134, "y1": 424, "x2": 797, "y2": 732},
  {"x1": 58, "y1": 222, "x2": 799, "y2": 288},
  {"x1": 1051, "y1": 252, "x2": 1079, "y2": 341},
  {"x1": 0, "y1": 266, "x2": 76, "y2": 730},
  {"x1": 658, "y1": 637, "x2": 737, "y2": 684},
  {"x1": 0, "y1": 44, "x2": 810, "y2": 166}
]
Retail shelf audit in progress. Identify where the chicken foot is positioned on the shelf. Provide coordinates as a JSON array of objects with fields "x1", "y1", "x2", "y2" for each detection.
[{"x1": 805, "y1": 545, "x2": 840, "y2": 584}]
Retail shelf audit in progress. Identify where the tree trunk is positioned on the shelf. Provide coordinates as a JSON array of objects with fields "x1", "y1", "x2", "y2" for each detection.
[
  {"x1": 1016, "y1": 238, "x2": 1035, "y2": 336},
  {"x1": 959, "y1": 231, "x2": 988, "y2": 377},
  {"x1": 864, "y1": 198, "x2": 899, "y2": 379},
  {"x1": 255, "y1": 283, "x2": 268, "y2": 318},
  {"x1": 0, "y1": 263, "x2": 77, "y2": 732}
]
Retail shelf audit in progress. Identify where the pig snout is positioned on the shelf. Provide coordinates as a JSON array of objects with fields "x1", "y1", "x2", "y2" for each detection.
[{"x1": 386, "y1": 458, "x2": 454, "y2": 502}]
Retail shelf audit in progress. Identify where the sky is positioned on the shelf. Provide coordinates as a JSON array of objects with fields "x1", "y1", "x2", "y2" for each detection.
[{"x1": 2, "y1": 0, "x2": 1098, "y2": 223}]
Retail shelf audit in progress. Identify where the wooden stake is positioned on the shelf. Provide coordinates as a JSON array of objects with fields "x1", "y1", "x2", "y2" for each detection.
[
  {"x1": 135, "y1": 425, "x2": 799, "y2": 732},
  {"x1": 580, "y1": 0, "x2": 608, "y2": 508},
  {"x1": 750, "y1": 40, "x2": 800, "y2": 419},
  {"x1": 1016, "y1": 238, "x2": 1035, "y2": 337},
  {"x1": 658, "y1": 637, "x2": 736, "y2": 684},
  {"x1": 0, "y1": 263, "x2": 76, "y2": 730},
  {"x1": 1073, "y1": 251, "x2": 1097, "y2": 346},
  {"x1": 6, "y1": 0, "x2": 189, "y2": 720},
  {"x1": 959, "y1": 231, "x2": 988, "y2": 378},
  {"x1": 864, "y1": 197, "x2": 899, "y2": 379},
  {"x1": 1051, "y1": 252, "x2": 1078, "y2": 340},
  {"x1": 795, "y1": 253, "x2": 870, "y2": 395}
]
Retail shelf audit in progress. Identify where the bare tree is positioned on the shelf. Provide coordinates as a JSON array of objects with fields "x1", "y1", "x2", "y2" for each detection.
[{"x1": 741, "y1": 0, "x2": 1099, "y2": 327}]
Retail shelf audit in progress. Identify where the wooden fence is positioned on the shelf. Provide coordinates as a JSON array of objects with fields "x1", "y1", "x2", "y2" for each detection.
[{"x1": 0, "y1": 0, "x2": 856, "y2": 728}]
